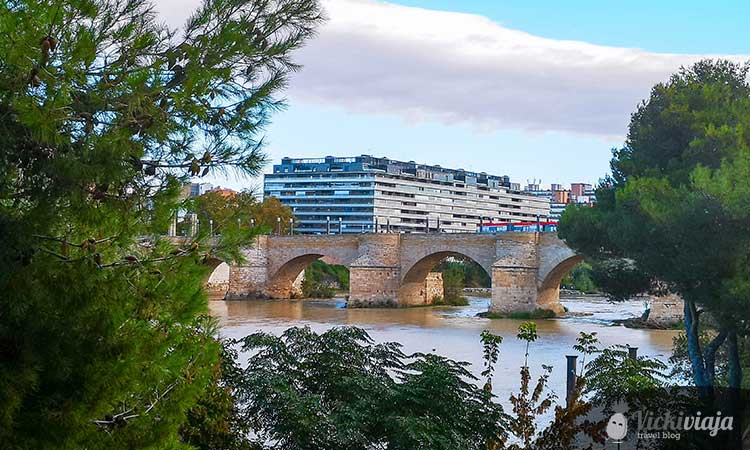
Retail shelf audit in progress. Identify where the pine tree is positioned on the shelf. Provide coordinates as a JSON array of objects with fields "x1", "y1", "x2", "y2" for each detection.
[{"x1": 0, "y1": 0, "x2": 322, "y2": 448}]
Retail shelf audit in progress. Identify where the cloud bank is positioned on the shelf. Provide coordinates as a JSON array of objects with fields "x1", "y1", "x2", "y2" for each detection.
[{"x1": 157, "y1": 0, "x2": 747, "y2": 138}]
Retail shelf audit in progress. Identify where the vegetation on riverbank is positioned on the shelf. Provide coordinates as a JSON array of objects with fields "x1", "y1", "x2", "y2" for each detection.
[
  {"x1": 560, "y1": 261, "x2": 599, "y2": 294},
  {"x1": 432, "y1": 294, "x2": 470, "y2": 306},
  {"x1": 479, "y1": 308, "x2": 556, "y2": 320},
  {"x1": 301, "y1": 259, "x2": 349, "y2": 298}
]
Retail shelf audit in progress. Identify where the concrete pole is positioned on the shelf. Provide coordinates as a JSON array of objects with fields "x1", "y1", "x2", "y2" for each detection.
[
  {"x1": 338, "y1": 217, "x2": 343, "y2": 235},
  {"x1": 289, "y1": 218, "x2": 294, "y2": 235},
  {"x1": 326, "y1": 216, "x2": 331, "y2": 235},
  {"x1": 276, "y1": 217, "x2": 281, "y2": 235},
  {"x1": 566, "y1": 355, "x2": 578, "y2": 407},
  {"x1": 374, "y1": 216, "x2": 378, "y2": 233}
]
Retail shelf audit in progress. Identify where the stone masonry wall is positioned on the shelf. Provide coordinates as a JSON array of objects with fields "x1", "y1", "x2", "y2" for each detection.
[
  {"x1": 424, "y1": 272, "x2": 444, "y2": 304},
  {"x1": 490, "y1": 267, "x2": 539, "y2": 313},
  {"x1": 226, "y1": 236, "x2": 269, "y2": 299},
  {"x1": 490, "y1": 234, "x2": 540, "y2": 314},
  {"x1": 348, "y1": 267, "x2": 401, "y2": 307},
  {"x1": 647, "y1": 293, "x2": 682, "y2": 328}
]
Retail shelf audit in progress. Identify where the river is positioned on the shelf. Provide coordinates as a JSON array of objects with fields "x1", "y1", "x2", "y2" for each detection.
[{"x1": 209, "y1": 295, "x2": 679, "y2": 408}]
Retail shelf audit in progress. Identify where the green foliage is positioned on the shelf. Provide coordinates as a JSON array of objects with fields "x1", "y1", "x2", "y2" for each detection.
[
  {"x1": 482, "y1": 309, "x2": 556, "y2": 320},
  {"x1": 560, "y1": 261, "x2": 598, "y2": 293},
  {"x1": 301, "y1": 259, "x2": 349, "y2": 298},
  {"x1": 441, "y1": 261, "x2": 468, "y2": 303},
  {"x1": 436, "y1": 258, "x2": 491, "y2": 288},
  {"x1": 235, "y1": 326, "x2": 508, "y2": 450},
  {"x1": 301, "y1": 277, "x2": 335, "y2": 299},
  {"x1": 558, "y1": 59, "x2": 750, "y2": 389},
  {"x1": 517, "y1": 322, "x2": 537, "y2": 370},
  {"x1": 216, "y1": 325, "x2": 640, "y2": 450},
  {"x1": 573, "y1": 331, "x2": 599, "y2": 376},
  {"x1": 180, "y1": 340, "x2": 257, "y2": 450},
  {"x1": 181, "y1": 193, "x2": 295, "y2": 237},
  {"x1": 516, "y1": 322, "x2": 538, "y2": 343},
  {"x1": 480, "y1": 330, "x2": 503, "y2": 383},
  {"x1": 587, "y1": 259, "x2": 654, "y2": 302},
  {"x1": 584, "y1": 345, "x2": 667, "y2": 411},
  {"x1": 432, "y1": 295, "x2": 470, "y2": 306},
  {"x1": 0, "y1": 0, "x2": 322, "y2": 447}
]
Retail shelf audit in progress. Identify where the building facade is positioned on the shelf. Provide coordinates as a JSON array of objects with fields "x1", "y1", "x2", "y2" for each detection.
[{"x1": 263, "y1": 155, "x2": 550, "y2": 234}]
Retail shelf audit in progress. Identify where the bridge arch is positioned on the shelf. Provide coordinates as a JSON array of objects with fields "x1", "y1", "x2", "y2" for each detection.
[
  {"x1": 398, "y1": 251, "x2": 491, "y2": 306},
  {"x1": 266, "y1": 253, "x2": 350, "y2": 299},
  {"x1": 203, "y1": 257, "x2": 230, "y2": 298},
  {"x1": 537, "y1": 254, "x2": 583, "y2": 313}
]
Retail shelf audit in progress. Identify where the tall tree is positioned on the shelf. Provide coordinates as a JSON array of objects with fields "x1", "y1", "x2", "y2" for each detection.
[
  {"x1": 559, "y1": 60, "x2": 750, "y2": 390},
  {"x1": 0, "y1": 0, "x2": 322, "y2": 448}
]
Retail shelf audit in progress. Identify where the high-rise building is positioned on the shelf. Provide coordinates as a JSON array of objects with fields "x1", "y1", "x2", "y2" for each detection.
[{"x1": 263, "y1": 155, "x2": 550, "y2": 234}]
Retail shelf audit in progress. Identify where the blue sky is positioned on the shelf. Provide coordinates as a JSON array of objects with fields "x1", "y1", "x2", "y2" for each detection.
[
  {"x1": 393, "y1": 1, "x2": 749, "y2": 54},
  {"x1": 184, "y1": 0, "x2": 747, "y2": 191}
]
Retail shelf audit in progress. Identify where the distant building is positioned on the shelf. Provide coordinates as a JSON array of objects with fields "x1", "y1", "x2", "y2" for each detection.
[
  {"x1": 571, "y1": 183, "x2": 593, "y2": 198},
  {"x1": 183, "y1": 183, "x2": 237, "y2": 199},
  {"x1": 188, "y1": 182, "x2": 214, "y2": 197},
  {"x1": 263, "y1": 155, "x2": 550, "y2": 234},
  {"x1": 522, "y1": 181, "x2": 596, "y2": 222},
  {"x1": 552, "y1": 189, "x2": 569, "y2": 204}
]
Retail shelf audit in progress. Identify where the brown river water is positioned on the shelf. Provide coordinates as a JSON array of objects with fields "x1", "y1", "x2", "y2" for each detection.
[{"x1": 208, "y1": 295, "x2": 679, "y2": 408}]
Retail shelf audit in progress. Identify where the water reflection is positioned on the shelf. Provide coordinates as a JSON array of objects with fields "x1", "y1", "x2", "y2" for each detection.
[{"x1": 209, "y1": 296, "x2": 679, "y2": 407}]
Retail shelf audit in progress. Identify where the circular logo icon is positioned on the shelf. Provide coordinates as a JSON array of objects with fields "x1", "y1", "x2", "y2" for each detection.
[{"x1": 606, "y1": 413, "x2": 628, "y2": 442}]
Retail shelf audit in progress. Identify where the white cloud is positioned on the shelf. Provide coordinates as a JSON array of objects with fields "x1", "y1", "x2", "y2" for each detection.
[
  {"x1": 288, "y1": 0, "x2": 748, "y2": 138},
  {"x1": 155, "y1": 0, "x2": 746, "y2": 138}
]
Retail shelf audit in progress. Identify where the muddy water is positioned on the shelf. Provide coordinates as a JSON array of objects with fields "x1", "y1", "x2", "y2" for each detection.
[{"x1": 209, "y1": 296, "x2": 679, "y2": 408}]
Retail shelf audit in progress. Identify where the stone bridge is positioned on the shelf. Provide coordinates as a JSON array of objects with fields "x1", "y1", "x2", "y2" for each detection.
[{"x1": 222, "y1": 232, "x2": 581, "y2": 314}]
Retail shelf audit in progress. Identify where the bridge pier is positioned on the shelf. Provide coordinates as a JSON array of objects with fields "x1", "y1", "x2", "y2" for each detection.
[
  {"x1": 348, "y1": 266, "x2": 400, "y2": 307},
  {"x1": 490, "y1": 266, "x2": 540, "y2": 314},
  {"x1": 226, "y1": 236, "x2": 270, "y2": 299},
  {"x1": 348, "y1": 234, "x2": 401, "y2": 307}
]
